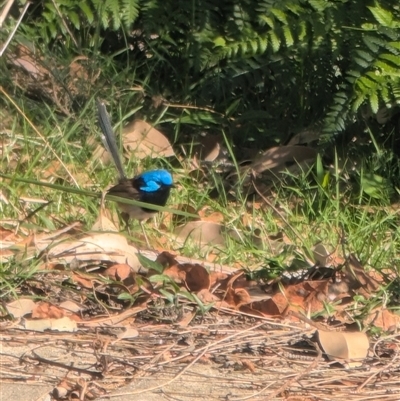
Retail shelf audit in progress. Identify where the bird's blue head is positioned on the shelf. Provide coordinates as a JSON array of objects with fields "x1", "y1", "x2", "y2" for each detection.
[{"x1": 138, "y1": 169, "x2": 174, "y2": 192}]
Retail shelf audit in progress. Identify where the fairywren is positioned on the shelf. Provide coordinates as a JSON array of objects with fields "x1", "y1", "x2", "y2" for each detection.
[{"x1": 97, "y1": 101, "x2": 174, "y2": 243}]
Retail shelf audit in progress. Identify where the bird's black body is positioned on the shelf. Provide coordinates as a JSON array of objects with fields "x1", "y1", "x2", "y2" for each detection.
[
  {"x1": 108, "y1": 175, "x2": 172, "y2": 219},
  {"x1": 97, "y1": 101, "x2": 174, "y2": 224}
]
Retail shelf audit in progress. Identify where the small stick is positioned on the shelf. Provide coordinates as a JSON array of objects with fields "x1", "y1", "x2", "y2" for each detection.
[
  {"x1": 0, "y1": 2, "x2": 30, "y2": 57},
  {"x1": 0, "y1": 0, "x2": 15, "y2": 28}
]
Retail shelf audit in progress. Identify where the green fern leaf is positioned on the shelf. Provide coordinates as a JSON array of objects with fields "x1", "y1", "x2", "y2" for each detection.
[
  {"x1": 369, "y1": 91, "x2": 379, "y2": 113},
  {"x1": 379, "y1": 85, "x2": 391, "y2": 104},
  {"x1": 352, "y1": 94, "x2": 366, "y2": 112},
  {"x1": 240, "y1": 41, "x2": 248, "y2": 56},
  {"x1": 357, "y1": 76, "x2": 376, "y2": 90},
  {"x1": 259, "y1": 15, "x2": 275, "y2": 29},
  {"x1": 286, "y1": 4, "x2": 305, "y2": 16},
  {"x1": 79, "y1": 2, "x2": 94, "y2": 24},
  {"x1": 368, "y1": 4, "x2": 394, "y2": 28},
  {"x1": 283, "y1": 26, "x2": 294, "y2": 47},
  {"x1": 249, "y1": 39, "x2": 259, "y2": 54},
  {"x1": 68, "y1": 11, "x2": 81, "y2": 29},
  {"x1": 354, "y1": 57, "x2": 371, "y2": 69},
  {"x1": 121, "y1": 0, "x2": 139, "y2": 27},
  {"x1": 375, "y1": 60, "x2": 398, "y2": 75},
  {"x1": 105, "y1": 0, "x2": 121, "y2": 30},
  {"x1": 388, "y1": 41, "x2": 400, "y2": 50},
  {"x1": 257, "y1": 36, "x2": 268, "y2": 53},
  {"x1": 269, "y1": 31, "x2": 280, "y2": 52},
  {"x1": 379, "y1": 53, "x2": 400, "y2": 67},
  {"x1": 270, "y1": 8, "x2": 288, "y2": 24},
  {"x1": 356, "y1": 50, "x2": 374, "y2": 63},
  {"x1": 298, "y1": 20, "x2": 307, "y2": 41},
  {"x1": 309, "y1": 0, "x2": 330, "y2": 12}
]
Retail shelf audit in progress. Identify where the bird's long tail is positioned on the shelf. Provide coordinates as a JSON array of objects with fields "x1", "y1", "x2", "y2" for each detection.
[{"x1": 97, "y1": 100, "x2": 126, "y2": 180}]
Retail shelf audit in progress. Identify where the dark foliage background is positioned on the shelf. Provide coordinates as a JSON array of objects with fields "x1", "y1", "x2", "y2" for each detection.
[{"x1": 3, "y1": 0, "x2": 400, "y2": 153}]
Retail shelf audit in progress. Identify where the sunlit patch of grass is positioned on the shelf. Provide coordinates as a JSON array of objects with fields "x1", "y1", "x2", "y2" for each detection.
[{"x1": 1, "y1": 82, "x2": 400, "y2": 316}]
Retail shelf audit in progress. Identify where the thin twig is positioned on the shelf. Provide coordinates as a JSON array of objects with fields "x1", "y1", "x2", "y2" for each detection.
[
  {"x1": 0, "y1": 2, "x2": 31, "y2": 57},
  {"x1": 356, "y1": 345, "x2": 399, "y2": 393},
  {"x1": 0, "y1": 0, "x2": 15, "y2": 28},
  {"x1": 50, "y1": 0, "x2": 78, "y2": 48},
  {"x1": 233, "y1": 348, "x2": 322, "y2": 401},
  {"x1": 106, "y1": 346, "x2": 210, "y2": 398}
]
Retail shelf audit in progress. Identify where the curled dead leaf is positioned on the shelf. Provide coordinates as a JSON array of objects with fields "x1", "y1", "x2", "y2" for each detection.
[
  {"x1": 317, "y1": 330, "x2": 369, "y2": 367},
  {"x1": 162, "y1": 261, "x2": 210, "y2": 292},
  {"x1": 224, "y1": 287, "x2": 251, "y2": 309},
  {"x1": 123, "y1": 120, "x2": 175, "y2": 159},
  {"x1": 250, "y1": 293, "x2": 288, "y2": 317},
  {"x1": 156, "y1": 251, "x2": 179, "y2": 268},
  {"x1": 103, "y1": 263, "x2": 132, "y2": 281},
  {"x1": 181, "y1": 263, "x2": 211, "y2": 292},
  {"x1": 190, "y1": 134, "x2": 222, "y2": 161},
  {"x1": 342, "y1": 254, "x2": 381, "y2": 296}
]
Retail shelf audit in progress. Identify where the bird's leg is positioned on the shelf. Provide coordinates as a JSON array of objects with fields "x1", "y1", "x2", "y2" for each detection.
[
  {"x1": 140, "y1": 220, "x2": 151, "y2": 249},
  {"x1": 121, "y1": 211, "x2": 132, "y2": 235},
  {"x1": 122, "y1": 212, "x2": 151, "y2": 248}
]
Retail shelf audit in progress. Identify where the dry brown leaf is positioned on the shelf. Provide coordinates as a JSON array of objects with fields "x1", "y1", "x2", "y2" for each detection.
[
  {"x1": 177, "y1": 311, "x2": 196, "y2": 327},
  {"x1": 180, "y1": 263, "x2": 211, "y2": 292},
  {"x1": 6, "y1": 298, "x2": 35, "y2": 318},
  {"x1": 190, "y1": 134, "x2": 223, "y2": 161},
  {"x1": 210, "y1": 271, "x2": 229, "y2": 287},
  {"x1": 279, "y1": 280, "x2": 330, "y2": 314},
  {"x1": 198, "y1": 210, "x2": 224, "y2": 223},
  {"x1": 196, "y1": 289, "x2": 221, "y2": 303},
  {"x1": 364, "y1": 308, "x2": 400, "y2": 331},
  {"x1": 116, "y1": 327, "x2": 139, "y2": 340},
  {"x1": 32, "y1": 302, "x2": 65, "y2": 319},
  {"x1": 342, "y1": 254, "x2": 381, "y2": 296},
  {"x1": 162, "y1": 262, "x2": 210, "y2": 292},
  {"x1": 71, "y1": 272, "x2": 94, "y2": 289},
  {"x1": 36, "y1": 232, "x2": 140, "y2": 272},
  {"x1": 103, "y1": 263, "x2": 132, "y2": 281},
  {"x1": 317, "y1": 330, "x2": 369, "y2": 367},
  {"x1": 313, "y1": 243, "x2": 331, "y2": 266},
  {"x1": 250, "y1": 294, "x2": 288, "y2": 316},
  {"x1": 91, "y1": 214, "x2": 119, "y2": 232},
  {"x1": 224, "y1": 287, "x2": 251, "y2": 309},
  {"x1": 59, "y1": 300, "x2": 83, "y2": 313},
  {"x1": 155, "y1": 251, "x2": 179, "y2": 268},
  {"x1": 123, "y1": 120, "x2": 175, "y2": 159},
  {"x1": 0, "y1": 226, "x2": 18, "y2": 242},
  {"x1": 174, "y1": 221, "x2": 225, "y2": 246},
  {"x1": 249, "y1": 146, "x2": 318, "y2": 174},
  {"x1": 24, "y1": 316, "x2": 78, "y2": 332},
  {"x1": 0, "y1": 248, "x2": 14, "y2": 263}
]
